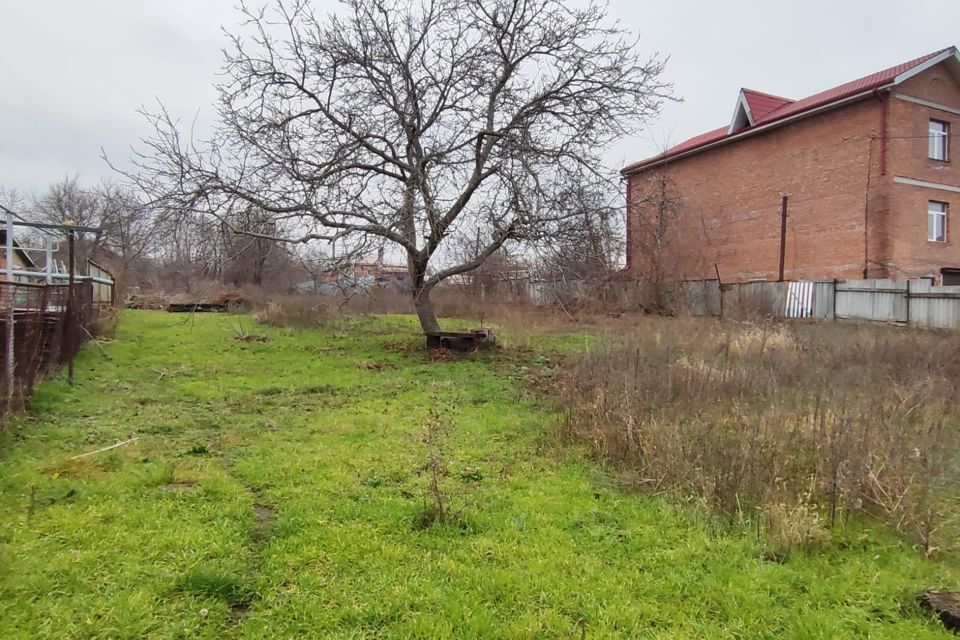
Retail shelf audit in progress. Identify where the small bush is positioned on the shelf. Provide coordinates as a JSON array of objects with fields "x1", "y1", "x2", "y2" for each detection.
[{"x1": 559, "y1": 318, "x2": 960, "y2": 555}]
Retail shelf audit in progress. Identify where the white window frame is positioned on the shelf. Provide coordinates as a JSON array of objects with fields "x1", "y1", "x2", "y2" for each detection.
[
  {"x1": 928, "y1": 200, "x2": 948, "y2": 242},
  {"x1": 929, "y1": 119, "x2": 949, "y2": 161}
]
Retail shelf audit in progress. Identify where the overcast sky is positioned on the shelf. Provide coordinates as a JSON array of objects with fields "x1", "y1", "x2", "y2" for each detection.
[{"x1": 2, "y1": 0, "x2": 959, "y2": 197}]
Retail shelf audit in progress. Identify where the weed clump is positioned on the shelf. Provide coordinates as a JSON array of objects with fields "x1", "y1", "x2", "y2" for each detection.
[
  {"x1": 174, "y1": 568, "x2": 255, "y2": 608},
  {"x1": 412, "y1": 394, "x2": 471, "y2": 531}
]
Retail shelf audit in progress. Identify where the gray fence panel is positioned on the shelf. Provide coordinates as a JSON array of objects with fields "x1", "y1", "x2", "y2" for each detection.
[
  {"x1": 812, "y1": 281, "x2": 835, "y2": 319},
  {"x1": 835, "y1": 279, "x2": 907, "y2": 323},
  {"x1": 526, "y1": 276, "x2": 960, "y2": 329},
  {"x1": 721, "y1": 281, "x2": 786, "y2": 318},
  {"x1": 526, "y1": 279, "x2": 587, "y2": 305},
  {"x1": 671, "y1": 280, "x2": 721, "y2": 316},
  {"x1": 908, "y1": 280, "x2": 960, "y2": 329}
]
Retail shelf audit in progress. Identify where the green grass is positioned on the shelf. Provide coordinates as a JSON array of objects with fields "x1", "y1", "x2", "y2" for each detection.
[{"x1": 0, "y1": 310, "x2": 956, "y2": 638}]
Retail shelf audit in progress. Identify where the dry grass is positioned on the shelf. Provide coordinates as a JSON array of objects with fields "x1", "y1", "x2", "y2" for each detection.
[
  {"x1": 559, "y1": 317, "x2": 960, "y2": 556},
  {"x1": 250, "y1": 286, "x2": 586, "y2": 333},
  {"x1": 252, "y1": 296, "x2": 332, "y2": 328},
  {"x1": 88, "y1": 307, "x2": 120, "y2": 338},
  {"x1": 337, "y1": 286, "x2": 555, "y2": 325}
]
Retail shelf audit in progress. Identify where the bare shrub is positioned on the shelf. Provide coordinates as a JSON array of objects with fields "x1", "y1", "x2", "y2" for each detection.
[
  {"x1": 252, "y1": 296, "x2": 332, "y2": 329},
  {"x1": 560, "y1": 318, "x2": 960, "y2": 554},
  {"x1": 413, "y1": 392, "x2": 469, "y2": 530}
]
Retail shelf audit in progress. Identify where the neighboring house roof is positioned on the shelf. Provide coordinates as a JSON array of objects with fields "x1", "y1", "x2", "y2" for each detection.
[
  {"x1": 318, "y1": 260, "x2": 407, "y2": 274},
  {"x1": 87, "y1": 259, "x2": 115, "y2": 280},
  {"x1": 623, "y1": 46, "x2": 960, "y2": 174},
  {"x1": 0, "y1": 230, "x2": 38, "y2": 269}
]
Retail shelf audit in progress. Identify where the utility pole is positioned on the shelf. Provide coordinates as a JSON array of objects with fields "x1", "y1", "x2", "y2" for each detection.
[{"x1": 778, "y1": 195, "x2": 789, "y2": 282}]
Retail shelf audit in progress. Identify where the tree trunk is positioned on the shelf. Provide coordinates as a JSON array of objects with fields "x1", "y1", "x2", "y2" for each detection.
[
  {"x1": 409, "y1": 254, "x2": 441, "y2": 334},
  {"x1": 414, "y1": 287, "x2": 441, "y2": 334}
]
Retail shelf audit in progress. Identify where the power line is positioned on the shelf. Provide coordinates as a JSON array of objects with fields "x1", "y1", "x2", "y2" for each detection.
[{"x1": 0, "y1": 204, "x2": 31, "y2": 224}]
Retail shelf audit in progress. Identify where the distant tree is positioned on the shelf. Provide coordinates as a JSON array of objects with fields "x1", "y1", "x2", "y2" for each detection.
[
  {"x1": 31, "y1": 176, "x2": 110, "y2": 275},
  {"x1": 129, "y1": 0, "x2": 669, "y2": 332},
  {"x1": 151, "y1": 207, "x2": 303, "y2": 293},
  {"x1": 627, "y1": 170, "x2": 715, "y2": 311},
  {"x1": 34, "y1": 176, "x2": 101, "y2": 231},
  {"x1": 31, "y1": 177, "x2": 156, "y2": 293},
  {"x1": 535, "y1": 184, "x2": 623, "y2": 282},
  {"x1": 630, "y1": 172, "x2": 680, "y2": 276},
  {"x1": 220, "y1": 207, "x2": 302, "y2": 288},
  {"x1": 0, "y1": 186, "x2": 25, "y2": 214},
  {"x1": 94, "y1": 182, "x2": 156, "y2": 285}
]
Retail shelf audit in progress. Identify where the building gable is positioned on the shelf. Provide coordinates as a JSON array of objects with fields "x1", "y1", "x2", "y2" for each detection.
[
  {"x1": 729, "y1": 89, "x2": 794, "y2": 134},
  {"x1": 626, "y1": 47, "x2": 960, "y2": 175}
]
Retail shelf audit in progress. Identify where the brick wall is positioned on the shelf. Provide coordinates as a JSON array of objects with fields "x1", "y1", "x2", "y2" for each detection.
[
  {"x1": 885, "y1": 65, "x2": 960, "y2": 278},
  {"x1": 626, "y1": 62, "x2": 960, "y2": 284}
]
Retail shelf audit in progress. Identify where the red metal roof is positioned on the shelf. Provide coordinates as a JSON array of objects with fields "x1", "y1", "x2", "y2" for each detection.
[
  {"x1": 742, "y1": 89, "x2": 794, "y2": 121},
  {"x1": 658, "y1": 126, "x2": 728, "y2": 156},
  {"x1": 755, "y1": 49, "x2": 947, "y2": 124},
  {"x1": 624, "y1": 47, "x2": 955, "y2": 174}
]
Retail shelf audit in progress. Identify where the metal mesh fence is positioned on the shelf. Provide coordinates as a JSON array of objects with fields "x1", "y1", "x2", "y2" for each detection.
[{"x1": 0, "y1": 280, "x2": 101, "y2": 415}]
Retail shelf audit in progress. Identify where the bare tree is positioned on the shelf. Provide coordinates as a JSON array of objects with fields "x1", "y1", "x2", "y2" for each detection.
[
  {"x1": 95, "y1": 182, "x2": 156, "y2": 285},
  {"x1": 220, "y1": 206, "x2": 304, "y2": 288},
  {"x1": 534, "y1": 184, "x2": 623, "y2": 283},
  {"x1": 149, "y1": 209, "x2": 226, "y2": 291},
  {"x1": 0, "y1": 186, "x2": 26, "y2": 213},
  {"x1": 31, "y1": 176, "x2": 108, "y2": 275},
  {"x1": 628, "y1": 170, "x2": 684, "y2": 310},
  {"x1": 31, "y1": 177, "x2": 157, "y2": 293},
  {"x1": 128, "y1": 0, "x2": 669, "y2": 332},
  {"x1": 34, "y1": 176, "x2": 101, "y2": 230}
]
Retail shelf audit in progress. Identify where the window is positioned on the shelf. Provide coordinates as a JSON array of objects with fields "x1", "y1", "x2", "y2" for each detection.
[
  {"x1": 929, "y1": 119, "x2": 949, "y2": 161},
  {"x1": 942, "y1": 268, "x2": 960, "y2": 286},
  {"x1": 929, "y1": 201, "x2": 948, "y2": 242}
]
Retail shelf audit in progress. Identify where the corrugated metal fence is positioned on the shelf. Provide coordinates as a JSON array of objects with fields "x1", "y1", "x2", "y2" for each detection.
[
  {"x1": 909, "y1": 280, "x2": 960, "y2": 328},
  {"x1": 527, "y1": 276, "x2": 960, "y2": 329},
  {"x1": 701, "y1": 279, "x2": 960, "y2": 329}
]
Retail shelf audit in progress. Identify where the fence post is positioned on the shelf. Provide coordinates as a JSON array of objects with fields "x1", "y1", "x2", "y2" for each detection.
[
  {"x1": 714, "y1": 264, "x2": 724, "y2": 319},
  {"x1": 44, "y1": 236, "x2": 53, "y2": 284},
  {"x1": 5, "y1": 211, "x2": 14, "y2": 405},
  {"x1": 778, "y1": 195, "x2": 789, "y2": 282},
  {"x1": 905, "y1": 279, "x2": 911, "y2": 326},
  {"x1": 66, "y1": 228, "x2": 75, "y2": 385},
  {"x1": 831, "y1": 279, "x2": 838, "y2": 322}
]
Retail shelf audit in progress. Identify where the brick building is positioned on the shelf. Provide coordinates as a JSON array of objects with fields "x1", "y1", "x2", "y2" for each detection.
[{"x1": 623, "y1": 46, "x2": 960, "y2": 285}]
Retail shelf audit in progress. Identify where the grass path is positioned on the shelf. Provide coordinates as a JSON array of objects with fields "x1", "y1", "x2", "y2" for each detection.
[{"x1": 0, "y1": 310, "x2": 956, "y2": 639}]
